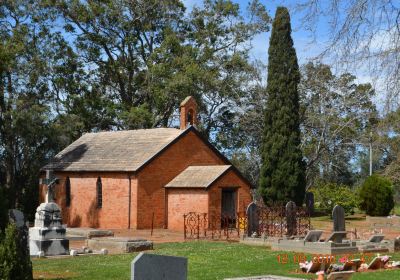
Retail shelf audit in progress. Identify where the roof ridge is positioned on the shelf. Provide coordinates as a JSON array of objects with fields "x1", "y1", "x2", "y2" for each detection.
[{"x1": 83, "y1": 127, "x2": 180, "y2": 135}]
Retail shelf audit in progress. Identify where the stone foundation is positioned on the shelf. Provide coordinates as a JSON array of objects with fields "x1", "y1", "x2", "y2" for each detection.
[
  {"x1": 242, "y1": 237, "x2": 359, "y2": 255},
  {"x1": 29, "y1": 239, "x2": 69, "y2": 256},
  {"x1": 271, "y1": 239, "x2": 359, "y2": 255}
]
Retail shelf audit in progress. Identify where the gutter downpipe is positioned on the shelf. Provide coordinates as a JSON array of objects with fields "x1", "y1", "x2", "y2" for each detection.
[{"x1": 128, "y1": 174, "x2": 132, "y2": 229}]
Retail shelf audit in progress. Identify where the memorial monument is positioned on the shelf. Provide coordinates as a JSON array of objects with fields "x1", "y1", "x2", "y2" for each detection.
[{"x1": 29, "y1": 170, "x2": 69, "y2": 256}]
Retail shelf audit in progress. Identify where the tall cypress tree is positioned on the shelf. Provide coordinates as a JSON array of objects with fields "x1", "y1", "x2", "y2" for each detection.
[{"x1": 259, "y1": 7, "x2": 306, "y2": 206}]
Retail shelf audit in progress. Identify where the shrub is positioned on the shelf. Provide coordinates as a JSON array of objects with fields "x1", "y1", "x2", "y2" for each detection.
[
  {"x1": 0, "y1": 187, "x2": 8, "y2": 233},
  {"x1": 0, "y1": 223, "x2": 33, "y2": 280},
  {"x1": 359, "y1": 174, "x2": 394, "y2": 216},
  {"x1": 311, "y1": 182, "x2": 358, "y2": 215}
]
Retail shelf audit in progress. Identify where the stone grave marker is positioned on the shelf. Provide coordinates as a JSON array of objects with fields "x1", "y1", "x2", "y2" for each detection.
[
  {"x1": 29, "y1": 170, "x2": 69, "y2": 256},
  {"x1": 303, "y1": 230, "x2": 323, "y2": 242},
  {"x1": 368, "y1": 234, "x2": 385, "y2": 243},
  {"x1": 343, "y1": 259, "x2": 362, "y2": 271},
  {"x1": 246, "y1": 202, "x2": 259, "y2": 237},
  {"x1": 285, "y1": 201, "x2": 297, "y2": 236},
  {"x1": 8, "y1": 209, "x2": 29, "y2": 254},
  {"x1": 326, "y1": 231, "x2": 347, "y2": 243},
  {"x1": 367, "y1": 256, "x2": 390, "y2": 270},
  {"x1": 131, "y1": 252, "x2": 187, "y2": 280},
  {"x1": 305, "y1": 192, "x2": 314, "y2": 215},
  {"x1": 332, "y1": 205, "x2": 345, "y2": 232},
  {"x1": 9, "y1": 209, "x2": 25, "y2": 228}
]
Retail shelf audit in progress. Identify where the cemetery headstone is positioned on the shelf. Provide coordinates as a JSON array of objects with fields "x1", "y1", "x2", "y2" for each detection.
[
  {"x1": 332, "y1": 205, "x2": 345, "y2": 232},
  {"x1": 8, "y1": 209, "x2": 29, "y2": 255},
  {"x1": 367, "y1": 256, "x2": 390, "y2": 270},
  {"x1": 303, "y1": 230, "x2": 323, "y2": 242},
  {"x1": 286, "y1": 201, "x2": 297, "y2": 236},
  {"x1": 305, "y1": 192, "x2": 314, "y2": 215},
  {"x1": 368, "y1": 234, "x2": 385, "y2": 243},
  {"x1": 29, "y1": 170, "x2": 69, "y2": 256},
  {"x1": 131, "y1": 252, "x2": 187, "y2": 280},
  {"x1": 246, "y1": 202, "x2": 259, "y2": 237},
  {"x1": 326, "y1": 231, "x2": 347, "y2": 243}
]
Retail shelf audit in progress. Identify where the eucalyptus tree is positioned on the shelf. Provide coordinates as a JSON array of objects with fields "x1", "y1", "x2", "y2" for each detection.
[
  {"x1": 47, "y1": 0, "x2": 271, "y2": 134},
  {"x1": 295, "y1": 0, "x2": 400, "y2": 109},
  {"x1": 299, "y1": 62, "x2": 377, "y2": 187}
]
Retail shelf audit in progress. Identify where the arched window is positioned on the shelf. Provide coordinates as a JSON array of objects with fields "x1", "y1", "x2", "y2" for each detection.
[
  {"x1": 187, "y1": 109, "x2": 194, "y2": 126},
  {"x1": 65, "y1": 177, "x2": 71, "y2": 207},
  {"x1": 96, "y1": 177, "x2": 102, "y2": 209}
]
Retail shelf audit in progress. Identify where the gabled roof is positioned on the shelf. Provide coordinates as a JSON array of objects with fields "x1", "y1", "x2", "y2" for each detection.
[
  {"x1": 42, "y1": 128, "x2": 184, "y2": 172},
  {"x1": 180, "y1": 96, "x2": 197, "y2": 106},
  {"x1": 41, "y1": 126, "x2": 254, "y2": 188},
  {"x1": 165, "y1": 165, "x2": 231, "y2": 188}
]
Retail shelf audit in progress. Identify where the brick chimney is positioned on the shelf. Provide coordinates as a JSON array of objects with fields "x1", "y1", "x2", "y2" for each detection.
[{"x1": 180, "y1": 96, "x2": 198, "y2": 130}]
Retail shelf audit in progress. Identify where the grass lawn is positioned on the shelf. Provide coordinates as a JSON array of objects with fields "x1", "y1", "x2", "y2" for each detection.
[{"x1": 33, "y1": 241, "x2": 400, "y2": 280}]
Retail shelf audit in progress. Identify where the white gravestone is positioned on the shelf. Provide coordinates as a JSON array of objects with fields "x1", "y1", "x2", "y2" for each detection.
[{"x1": 29, "y1": 170, "x2": 69, "y2": 256}]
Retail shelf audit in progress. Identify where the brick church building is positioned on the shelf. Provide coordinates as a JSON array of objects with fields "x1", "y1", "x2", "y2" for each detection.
[{"x1": 40, "y1": 96, "x2": 252, "y2": 230}]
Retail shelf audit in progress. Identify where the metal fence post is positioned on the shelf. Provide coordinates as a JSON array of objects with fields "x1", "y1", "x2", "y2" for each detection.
[
  {"x1": 183, "y1": 214, "x2": 187, "y2": 239},
  {"x1": 197, "y1": 214, "x2": 200, "y2": 240}
]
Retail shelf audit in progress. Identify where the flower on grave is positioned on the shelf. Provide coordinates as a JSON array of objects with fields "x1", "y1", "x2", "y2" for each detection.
[{"x1": 381, "y1": 255, "x2": 390, "y2": 262}]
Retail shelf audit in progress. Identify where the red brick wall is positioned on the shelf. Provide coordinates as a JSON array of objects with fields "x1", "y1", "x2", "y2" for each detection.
[
  {"x1": 180, "y1": 98, "x2": 198, "y2": 129},
  {"x1": 39, "y1": 172, "x2": 136, "y2": 229},
  {"x1": 208, "y1": 169, "x2": 252, "y2": 219},
  {"x1": 166, "y1": 188, "x2": 208, "y2": 231},
  {"x1": 38, "y1": 130, "x2": 251, "y2": 230},
  {"x1": 136, "y1": 130, "x2": 225, "y2": 229}
]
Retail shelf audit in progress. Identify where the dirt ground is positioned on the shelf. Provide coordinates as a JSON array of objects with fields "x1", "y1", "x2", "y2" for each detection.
[
  {"x1": 68, "y1": 215, "x2": 400, "y2": 250},
  {"x1": 69, "y1": 228, "x2": 184, "y2": 250},
  {"x1": 310, "y1": 214, "x2": 400, "y2": 240}
]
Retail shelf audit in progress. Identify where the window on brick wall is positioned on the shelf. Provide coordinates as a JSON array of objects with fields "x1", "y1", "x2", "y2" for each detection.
[
  {"x1": 96, "y1": 177, "x2": 102, "y2": 209},
  {"x1": 65, "y1": 177, "x2": 71, "y2": 207}
]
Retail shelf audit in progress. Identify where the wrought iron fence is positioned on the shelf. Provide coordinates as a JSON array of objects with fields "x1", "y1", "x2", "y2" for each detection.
[
  {"x1": 254, "y1": 204, "x2": 311, "y2": 237},
  {"x1": 183, "y1": 204, "x2": 310, "y2": 240},
  {"x1": 295, "y1": 207, "x2": 312, "y2": 237},
  {"x1": 183, "y1": 212, "x2": 246, "y2": 240}
]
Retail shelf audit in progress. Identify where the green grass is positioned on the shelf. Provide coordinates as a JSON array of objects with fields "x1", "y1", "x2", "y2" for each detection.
[
  {"x1": 33, "y1": 241, "x2": 400, "y2": 280},
  {"x1": 393, "y1": 204, "x2": 400, "y2": 215}
]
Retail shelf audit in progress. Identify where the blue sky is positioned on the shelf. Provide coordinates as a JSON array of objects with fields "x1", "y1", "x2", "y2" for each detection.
[
  {"x1": 183, "y1": 0, "x2": 330, "y2": 65},
  {"x1": 183, "y1": 0, "x2": 388, "y2": 107}
]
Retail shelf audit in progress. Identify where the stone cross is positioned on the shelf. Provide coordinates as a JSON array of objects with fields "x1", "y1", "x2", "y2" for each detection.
[
  {"x1": 246, "y1": 202, "x2": 259, "y2": 237},
  {"x1": 332, "y1": 205, "x2": 345, "y2": 232},
  {"x1": 42, "y1": 170, "x2": 58, "y2": 203},
  {"x1": 285, "y1": 201, "x2": 297, "y2": 236}
]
